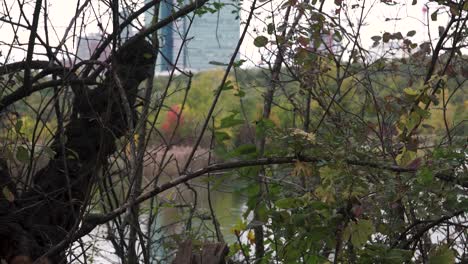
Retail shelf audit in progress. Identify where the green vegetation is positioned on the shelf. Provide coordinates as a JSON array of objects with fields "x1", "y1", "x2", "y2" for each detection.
[{"x1": 1, "y1": 0, "x2": 466, "y2": 261}]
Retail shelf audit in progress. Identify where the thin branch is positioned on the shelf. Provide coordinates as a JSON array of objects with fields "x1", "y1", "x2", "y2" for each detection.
[{"x1": 23, "y1": 0, "x2": 43, "y2": 93}]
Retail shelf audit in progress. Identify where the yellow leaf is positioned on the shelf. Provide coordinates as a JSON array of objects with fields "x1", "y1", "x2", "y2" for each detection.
[
  {"x1": 315, "y1": 186, "x2": 335, "y2": 203},
  {"x1": 230, "y1": 227, "x2": 241, "y2": 237},
  {"x1": 2, "y1": 187, "x2": 14, "y2": 202},
  {"x1": 292, "y1": 161, "x2": 313, "y2": 177},
  {"x1": 396, "y1": 147, "x2": 417, "y2": 166},
  {"x1": 247, "y1": 230, "x2": 255, "y2": 244},
  {"x1": 125, "y1": 134, "x2": 139, "y2": 156},
  {"x1": 403, "y1": 87, "x2": 419, "y2": 96}
]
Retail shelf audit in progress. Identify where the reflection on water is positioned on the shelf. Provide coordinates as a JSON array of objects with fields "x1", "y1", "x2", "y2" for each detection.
[{"x1": 150, "y1": 180, "x2": 247, "y2": 260}]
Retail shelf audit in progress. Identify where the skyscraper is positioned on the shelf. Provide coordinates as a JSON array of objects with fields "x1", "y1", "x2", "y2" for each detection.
[{"x1": 145, "y1": 0, "x2": 240, "y2": 72}]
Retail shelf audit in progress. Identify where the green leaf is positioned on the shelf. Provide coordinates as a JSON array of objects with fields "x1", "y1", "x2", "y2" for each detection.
[
  {"x1": 214, "y1": 131, "x2": 231, "y2": 141},
  {"x1": 460, "y1": 197, "x2": 468, "y2": 211},
  {"x1": 384, "y1": 249, "x2": 413, "y2": 262},
  {"x1": 256, "y1": 203, "x2": 269, "y2": 222},
  {"x1": 143, "y1": 53, "x2": 153, "y2": 59},
  {"x1": 422, "y1": 124, "x2": 435, "y2": 130},
  {"x1": 343, "y1": 219, "x2": 374, "y2": 248},
  {"x1": 16, "y1": 145, "x2": 30, "y2": 163},
  {"x1": 234, "y1": 89, "x2": 245, "y2": 97},
  {"x1": 396, "y1": 148, "x2": 417, "y2": 166},
  {"x1": 275, "y1": 197, "x2": 300, "y2": 209},
  {"x1": 209, "y1": 61, "x2": 228, "y2": 66},
  {"x1": 371, "y1": 36, "x2": 382, "y2": 42},
  {"x1": 333, "y1": 31, "x2": 342, "y2": 41},
  {"x1": 246, "y1": 184, "x2": 260, "y2": 197},
  {"x1": 15, "y1": 119, "x2": 23, "y2": 133},
  {"x1": 283, "y1": 240, "x2": 302, "y2": 261},
  {"x1": 382, "y1": 32, "x2": 391, "y2": 43},
  {"x1": 212, "y1": 1, "x2": 225, "y2": 9},
  {"x1": 417, "y1": 167, "x2": 434, "y2": 185},
  {"x1": 415, "y1": 107, "x2": 431, "y2": 119},
  {"x1": 67, "y1": 148, "x2": 80, "y2": 160},
  {"x1": 403, "y1": 87, "x2": 419, "y2": 96},
  {"x1": 406, "y1": 112, "x2": 421, "y2": 132},
  {"x1": 233, "y1": 59, "x2": 247, "y2": 68},
  {"x1": 267, "y1": 23, "x2": 275, "y2": 35},
  {"x1": 406, "y1": 30, "x2": 416, "y2": 37},
  {"x1": 254, "y1": 36, "x2": 269, "y2": 47},
  {"x1": 255, "y1": 118, "x2": 275, "y2": 138},
  {"x1": 219, "y1": 114, "x2": 244, "y2": 129},
  {"x1": 2, "y1": 187, "x2": 14, "y2": 202},
  {"x1": 315, "y1": 186, "x2": 335, "y2": 203},
  {"x1": 229, "y1": 144, "x2": 257, "y2": 157},
  {"x1": 393, "y1": 32, "x2": 403, "y2": 40},
  {"x1": 319, "y1": 166, "x2": 339, "y2": 185},
  {"x1": 429, "y1": 245, "x2": 454, "y2": 264},
  {"x1": 275, "y1": 35, "x2": 286, "y2": 45},
  {"x1": 220, "y1": 80, "x2": 234, "y2": 92},
  {"x1": 431, "y1": 10, "x2": 438, "y2": 21}
]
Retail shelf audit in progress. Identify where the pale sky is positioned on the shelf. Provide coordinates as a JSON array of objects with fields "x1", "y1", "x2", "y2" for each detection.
[{"x1": 0, "y1": 0, "x2": 452, "y2": 67}]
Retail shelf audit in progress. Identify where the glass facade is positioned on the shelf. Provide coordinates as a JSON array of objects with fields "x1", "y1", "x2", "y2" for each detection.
[{"x1": 145, "y1": 0, "x2": 240, "y2": 72}]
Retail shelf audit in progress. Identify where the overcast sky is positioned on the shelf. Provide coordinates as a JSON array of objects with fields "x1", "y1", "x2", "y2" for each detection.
[{"x1": 0, "y1": 0, "x2": 452, "y2": 66}]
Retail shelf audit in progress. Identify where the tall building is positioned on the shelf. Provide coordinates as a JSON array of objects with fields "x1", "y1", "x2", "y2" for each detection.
[{"x1": 145, "y1": 0, "x2": 240, "y2": 72}]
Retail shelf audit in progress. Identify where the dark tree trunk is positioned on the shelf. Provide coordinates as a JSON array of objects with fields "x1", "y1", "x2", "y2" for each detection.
[{"x1": 0, "y1": 38, "x2": 155, "y2": 264}]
